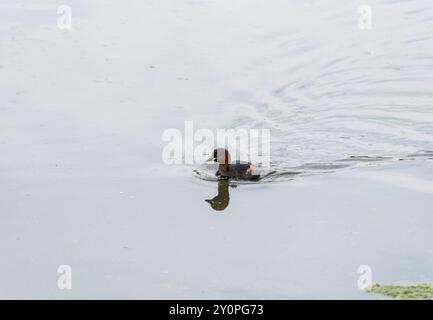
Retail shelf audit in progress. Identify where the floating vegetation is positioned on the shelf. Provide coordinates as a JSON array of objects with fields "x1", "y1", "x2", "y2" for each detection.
[{"x1": 367, "y1": 283, "x2": 433, "y2": 300}]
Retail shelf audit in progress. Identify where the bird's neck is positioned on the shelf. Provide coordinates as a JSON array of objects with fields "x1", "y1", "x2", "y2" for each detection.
[{"x1": 218, "y1": 163, "x2": 230, "y2": 173}]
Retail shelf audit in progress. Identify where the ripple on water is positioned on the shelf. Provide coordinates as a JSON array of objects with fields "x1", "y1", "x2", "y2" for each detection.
[{"x1": 218, "y1": 0, "x2": 433, "y2": 181}]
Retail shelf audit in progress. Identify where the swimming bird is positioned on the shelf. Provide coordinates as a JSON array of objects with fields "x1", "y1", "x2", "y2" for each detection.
[{"x1": 210, "y1": 148, "x2": 260, "y2": 181}]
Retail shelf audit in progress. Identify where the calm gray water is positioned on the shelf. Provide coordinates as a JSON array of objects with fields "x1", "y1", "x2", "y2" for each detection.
[
  {"x1": 188, "y1": 0, "x2": 433, "y2": 180},
  {"x1": 1, "y1": 0, "x2": 433, "y2": 299}
]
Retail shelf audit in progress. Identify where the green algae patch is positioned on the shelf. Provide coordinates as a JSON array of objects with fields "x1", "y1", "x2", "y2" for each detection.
[{"x1": 367, "y1": 283, "x2": 433, "y2": 300}]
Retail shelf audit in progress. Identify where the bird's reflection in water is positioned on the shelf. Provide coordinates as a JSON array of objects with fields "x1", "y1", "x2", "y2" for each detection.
[{"x1": 205, "y1": 179, "x2": 231, "y2": 211}]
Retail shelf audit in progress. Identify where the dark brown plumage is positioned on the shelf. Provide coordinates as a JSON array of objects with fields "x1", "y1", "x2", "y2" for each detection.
[{"x1": 211, "y1": 148, "x2": 260, "y2": 181}]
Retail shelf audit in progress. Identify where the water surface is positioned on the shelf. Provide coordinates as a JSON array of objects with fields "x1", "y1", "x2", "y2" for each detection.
[{"x1": 1, "y1": 0, "x2": 433, "y2": 299}]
